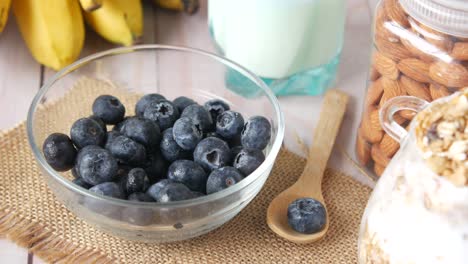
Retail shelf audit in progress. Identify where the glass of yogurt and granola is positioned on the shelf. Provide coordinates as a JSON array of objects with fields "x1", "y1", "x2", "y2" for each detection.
[{"x1": 358, "y1": 89, "x2": 468, "y2": 263}]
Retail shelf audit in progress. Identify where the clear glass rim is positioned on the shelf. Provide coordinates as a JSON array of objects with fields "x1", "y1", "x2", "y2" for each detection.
[{"x1": 27, "y1": 44, "x2": 285, "y2": 209}]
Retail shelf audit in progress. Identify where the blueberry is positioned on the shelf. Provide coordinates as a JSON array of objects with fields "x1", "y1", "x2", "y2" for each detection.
[
  {"x1": 216, "y1": 110, "x2": 244, "y2": 139},
  {"x1": 127, "y1": 192, "x2": 154, "y2": 202},
  {"x1": 146, "y1": 179, "x2": 174, "y2": 201},
  {"x1": 204, "y1": 99, "x2": 230, "y2": 123},
  {"x1": 135, "y1": 93, "x2": 166, "y2": 117},
  {"x1": 241, "y1": 116, "x2": 271, "y2": 150},
  {"x1": 233, "y1": 148, "x2": 265, "y2": 176},
  {"x1": 74, "y1": 145, "x2": 100, "y2": 177},
  {"x1": 143, "y1": 99, "x2": 180, "y2": 131},
  {"x1": 104, "y1": 131, "x2": 121, "y2": 150},
  {"x1": 92, "y1": 95, "x2": 125, "y2": 125},
  {"x1": 89, "y1": 115, "x2": 107, "y2": 132},
  {"x1": 76, "y1": 145, "x2": 102, "y2": 164},
  {"x1": 124, "y1": 168, "x2": 150, "y2": 194},
  {"x1": 173, "y1": 96, "x2": 197, "y2": 112},
  {"x1": 160, "y1": 128, "x2": 192, "y2": 162},
  {"x1": 156, "y1": 182, "x2": 194, "y2": 203},
  {"x1": 77, "y1": 147, "x2": 118, "y2": 185},
  {"x1": 204, "y1": 131, "x2": 224, "y2": 140},
  {"x1": 42, "y1": 133, "x2": 77, "y2": 171},
  {"x1": 287, "y1": 198, "x2": 327, "y2": 234},
  {"x1": 181, "y1": 104, "x2": 213, "y2": 132},
  {"x1": 115, "y1": 165, "x2": 131, "y2": 193},
  {"x1": 112, "y1": 116, "x2": 130, "y2": 132},
  {"x1": 229, "y1": 146, "x2": 243, "y2": 162},
  {"x1": 106, "y1": 135, "x2": 146, "y2": 165},
  {"x1": 143, "y1": 152, "x2": 168, "y2": 183},
  {"x1": 172, "y1": 117, "x2": 203, "y2": 150},
  {"x1": 206, "y1": 167, "x2": 243, "y2": 194},
  {"x1": 72, "y1": 177, "x2": 92, "y2": 189},
  {"x1": 193, "y1": 137, "x2": 231, "y2": 172},
  {"x1": 120, "y1": 117, "x2": 161, "y2": 153},
  {"x1": 71, "y1": 166, "x2": 80, "y2": 178},
  {"x1": 167, "y1": 160, "x2": 207, "y2": 193},
  {"x1": 89, "y1": 182, "x2": 124, "y2": 199},
  {"x1": 70, "y1": 117, "x2": 106, "y2": 148}
]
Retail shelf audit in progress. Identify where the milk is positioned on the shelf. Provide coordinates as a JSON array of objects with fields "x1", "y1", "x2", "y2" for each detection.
[{"x1": 208, "y1": 0, "x2": 345, "y2": 95}]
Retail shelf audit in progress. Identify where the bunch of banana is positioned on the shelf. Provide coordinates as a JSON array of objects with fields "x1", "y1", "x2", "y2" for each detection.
[
  {"x1": 13, "y1": 0, "x2": 85, "y2": 70},
  {"x1": 12, "y1": 0, "x2": 143, "y2": 70},
  {"x1": 153, "y1": 0, "x2": 199, "y2": 14},
  {"x1": 83, "y1": 0, "x2": 143, "y2": 46},
  {"x1": 0, "y1": 0, "x2": 11, "y2": 33}
]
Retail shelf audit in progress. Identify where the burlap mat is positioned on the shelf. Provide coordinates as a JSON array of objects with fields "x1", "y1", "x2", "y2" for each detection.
[{"x1": 0, "y1": 79, "x2": 371, "y2": 263}]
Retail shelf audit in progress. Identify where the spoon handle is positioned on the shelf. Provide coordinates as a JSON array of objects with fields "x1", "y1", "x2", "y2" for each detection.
[{"x1": 298, "y1": 89, "x2": 349, "y2": 193}]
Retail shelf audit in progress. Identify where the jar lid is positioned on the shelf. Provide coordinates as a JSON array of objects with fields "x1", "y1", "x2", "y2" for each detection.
[{"x1": 400, "y1": 0, "x2": 468, "y2": 37}]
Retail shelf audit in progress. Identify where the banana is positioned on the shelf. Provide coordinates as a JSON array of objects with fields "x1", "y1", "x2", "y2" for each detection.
[
  {"x1": 0, "y1": 0, "x2": 11, "y2": 33},
  {"x1": 79, "y1": 0, "x2": 103, "y2": 12},
  {"x1": 84, "y1": 0, "x2": 143, "y2": 46},
  {"x1": 13, "y1": 0, "x2": 85, "y2": 70},
  {"x1": 154, "y1": 0, "x2": 199, "y2": 14}
]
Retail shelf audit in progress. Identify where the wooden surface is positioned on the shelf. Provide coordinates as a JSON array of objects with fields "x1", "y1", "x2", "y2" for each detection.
[{"x1": 0, "y1": 0, "x2": 373, "y2": 262}]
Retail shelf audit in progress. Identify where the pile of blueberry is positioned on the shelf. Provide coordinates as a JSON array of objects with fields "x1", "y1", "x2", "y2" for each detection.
[{"x1": 42, "y1": 94, "x2": 271, "y2": 203}]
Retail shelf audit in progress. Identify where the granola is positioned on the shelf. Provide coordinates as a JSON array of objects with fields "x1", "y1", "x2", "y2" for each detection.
[{"x1": 415, "y1": 89, "x2": 468, "y2": 186}]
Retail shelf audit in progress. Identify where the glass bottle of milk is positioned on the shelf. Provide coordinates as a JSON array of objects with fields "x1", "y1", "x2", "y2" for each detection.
[{"x1": 208, "y1": 0, "x2": 346, "y2": 96}]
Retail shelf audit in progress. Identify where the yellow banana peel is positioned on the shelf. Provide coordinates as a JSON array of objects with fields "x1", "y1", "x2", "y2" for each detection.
[
  {"x1": 83, "y1": 0, "x2": 143, "y2": 46},
  {"x1": 13, "y1": 0, "x2": 85, "y2": 70},
  {"x1": 154, "y1": 0, "x2": 199, "y2": 14},
  {"x1": 0, "y1": 0, "x2": 12, "y2": 33},
  {"x1": 79, "y1": 0, "x2": 103, "y2": 12}
]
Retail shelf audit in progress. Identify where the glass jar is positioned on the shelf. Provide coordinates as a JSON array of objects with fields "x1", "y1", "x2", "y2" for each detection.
[
  {"x1": 358, "y1": 91, "x2": 468, "y2": 263},
  {"x1": 208, "y1": 0, "x2": 346, "y2": 96},
  {"x1": 356, "y1": 0, "x2": 468, "y2": 178}
]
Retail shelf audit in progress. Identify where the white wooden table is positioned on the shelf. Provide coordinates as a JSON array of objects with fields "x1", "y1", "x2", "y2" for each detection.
[{"x1": 0, "y1": 0, "x2": 373, "y2": 262}]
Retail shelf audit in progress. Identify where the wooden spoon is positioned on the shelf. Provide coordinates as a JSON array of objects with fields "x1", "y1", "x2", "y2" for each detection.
[{"x1": 267, "y1": 89, "x2": 349, "y2": 244}]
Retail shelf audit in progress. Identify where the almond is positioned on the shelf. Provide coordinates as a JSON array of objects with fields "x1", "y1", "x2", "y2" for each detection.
[
  {"x1": 369, "y1": 107, "x2": 382, "y2": 131},
  {"x1": 379, "y1": 77, "x2": 407, "y2": 106},
  {"x1": 360, "y1": 124, "x2": 383, "y2": 144},
  {"x1": 375, "y1": 36, "x2": 413, "y2": 62},
  {"x1": 429, "y1": 83, "x2": 451, "y2": 100},
  {"x1": 360, "y1": 107, "x2": 384, "y2": 144},
  {"x1": 373, "y1": 51, "x2": 399, "y2": 80},
  {"x1": 371, "y1": 144, "x2": 391, "y2": 167},
  {"x1": 379, "y1": 134, "x2": 400, "y2": 157},
  {"x1": 401, "y1": 37, "x2": 434, "y2": 63},
  {"x1": 399, "y1": 109, "x2": 416, "y2": 120},
  {"x1": 384, "y1": 0, "x2": 409, "y2": 28},
  {"x1": 399, "y1": 76, "x2": 432, "y2": 102},
  {"x1": 429, "y1": 61, "x2": 468, "y2": 87},
  {"x1": 374, "y1": 163, "x2": 386, "y2": 177},
  {"x1": 375, "y1": 6, "x2": 400, "y2": 43},
  {"x1": 398, "y1": 58, "x2": 431, "y2": 83},
  {"x1": 369, "y1": 66, "x2": 381, "y2": 81},
  {"x1": 356, "y1": 133, "x2": 371, "y2": 165},
  {"x1": 417, "y1": 23, "x2": 454, "y2": 52},
  {"x1": 451, "y1": 42, "x2": 468, "y2": 61},
  {"x1": 393, "y1": 112, "x2": 407, "y2": 125},
  {"x1": 366, "y1": 78, "x2": 384, "y2": 106}
]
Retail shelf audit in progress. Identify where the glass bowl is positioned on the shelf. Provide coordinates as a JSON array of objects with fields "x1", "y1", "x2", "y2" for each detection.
[{"x1": 26, "y1": 45, "x2": 284, "y2": 242}]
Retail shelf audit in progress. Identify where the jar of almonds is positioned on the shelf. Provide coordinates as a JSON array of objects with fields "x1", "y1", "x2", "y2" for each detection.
[{"x1": 356, "y1": 0, "x2": 468, "y2": 178}]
